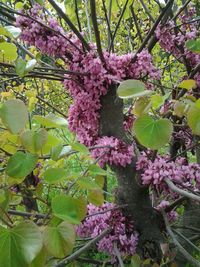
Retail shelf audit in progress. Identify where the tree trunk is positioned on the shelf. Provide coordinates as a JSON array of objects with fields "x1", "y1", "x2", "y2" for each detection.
[{"x1": 99, "y1": 83, "x2": 163, "y2": 262}]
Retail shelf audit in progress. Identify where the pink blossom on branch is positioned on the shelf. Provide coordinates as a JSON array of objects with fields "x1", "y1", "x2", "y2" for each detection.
[{"x1": 77, "y1": 203, "x2": 138, "y2": 261}]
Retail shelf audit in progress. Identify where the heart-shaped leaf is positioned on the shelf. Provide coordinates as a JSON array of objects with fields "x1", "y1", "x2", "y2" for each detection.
[
  {"x1": 6, "y1": 151, "x2": 38, "y2": 179},
  {"x1": 43, "y1": 222, "x2": 75, "y2": 258},
  {"x1": 43, "y1": 168, "x2": 67, "y2": 184},
  {"x1": 34, "y1": 114, "x2": 68, "y2": 128},
  {"x1": 187, "y1": 106, "x2": 200, "y2": 135},
  {"x1": 186, "y1": 39, "x2": 200, "y2": 54},
  {"x1": 133, "y1": 115, "x2": 173, "y2": 150},
  {"x1": 0, "y1": 99, "x2": 28, "y2": 134},
  {"x1": 52, "y1": 195, "x2": 87, "y2": 224},
  {"x1": 20, "y1": 129, "x2": 48, "y2": 153},
  {"x1": 178, "y1": 79, "x2": 196, "y2": 90},
  {"x1": 117, "y1": 79, "x2": 152, "y2": 99},
  {"x1": 0, "y1": 221, "x2": 42, "y2": 267},
  {"x1": 0, "y1": 42, "x2": 18, "y2": 61}
]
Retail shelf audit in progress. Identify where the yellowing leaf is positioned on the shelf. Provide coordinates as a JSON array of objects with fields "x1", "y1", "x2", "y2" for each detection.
[
  {"x1": 0, "y1": 42, "x2": 17, "y2": 61},
  {"x1": 178, "y1": 79, "x2": 196, "y2": 90},
  {"x1": 88, "y1": 189, "x2": 104, "y2": 206}
]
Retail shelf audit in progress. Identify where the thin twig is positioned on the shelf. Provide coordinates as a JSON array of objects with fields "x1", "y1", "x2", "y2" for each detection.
[
  {"x1": 162, "y1": 211, "x2": 200, "y2": 267},
  {"x1": 8, "y1": 209, "x2": 48, "y2": 219},
  {"x1": 109, "y1": 0, "x2": 129, "y2": 52},
  {"x1": 102, "y1": 0, "x2": 113, "y2": 50},
  {"x1": 131, "y1": 0, "x2": 174, "y2": 63},
  {"x1": 90, "y1": 0, "x2": 105, "y2": 64},
  {"x1": 173, "y1": 0, "x2": 192, "y2": 20},
  {"x1": 36, "y1": 95, "x2": 68, "y2": 118},
  {"x1": 47, "y1": 0, "x2": 90, "y2": 51},
  {"x1": 74, "y1": 0, "x2": 82, "y2": 32},
  {"x1": 114, "y1": 243, "x2": 125, "y2": 267},
  {"x1": 55, "y1": 228, "x2": 111, "y2": 267},
  {"x1": 139, "y1": 0, "x2": 155, "y2": 23},
  {"x1": 130, "y1": 5, "x2": 143, "y2": 42},
  {"x1": 86, "y1": 204, "x2": 128, "y2": 218},
  {"x1": 165, "y1": 178, "x2": 200, "y2": 202},
  {"x1": 173, "y1": 228, "x2": 200, "y2": 253}
]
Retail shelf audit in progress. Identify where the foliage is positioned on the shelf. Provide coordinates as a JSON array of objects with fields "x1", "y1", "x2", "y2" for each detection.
[{"x1": 0, "y1": 0, "x2": 200, "y2": 266}]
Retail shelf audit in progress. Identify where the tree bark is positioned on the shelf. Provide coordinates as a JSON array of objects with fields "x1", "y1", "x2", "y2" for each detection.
[{"x1": 99, "y1": 83, "x2": 163, "y2": 262}]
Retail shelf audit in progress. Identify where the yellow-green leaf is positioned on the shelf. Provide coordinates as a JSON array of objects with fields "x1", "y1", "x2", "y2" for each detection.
[
  {"x1": 178, "y1": 79, "x2": 196, "y2": 90},
  {"x1": 0, "y1": 42, "x2": 17, "y2": 61}
]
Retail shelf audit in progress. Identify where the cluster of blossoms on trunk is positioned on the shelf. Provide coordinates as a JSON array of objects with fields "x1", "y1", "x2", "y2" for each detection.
[
  {"x1": 16, "y1": 3, "x2": 200, "y2": 261},
  {"x1": 16, "y1": 4, "x2": 160, "y2": 168},
  {"x1": 76, "y1": 203, "x2": 138, "y2": 261},
  {"x1": 137, "y1": 153, "x2": 200, "y2": 196}
]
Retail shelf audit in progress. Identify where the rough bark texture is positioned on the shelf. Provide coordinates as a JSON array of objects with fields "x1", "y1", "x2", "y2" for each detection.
[{"x1": 99, "y1": 83, "x2": 163, "y2": 262}]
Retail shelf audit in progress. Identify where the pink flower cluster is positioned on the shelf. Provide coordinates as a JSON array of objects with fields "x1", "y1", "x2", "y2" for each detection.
[
  {"x1": 16, "y1": 4, "x2": 80, "y2": 58},
  {"x1": 156, "y1": 7, "x2": 200, "y2": 86},
  {"x1": 156, "y1": 200, "x2": 178, "y2": 223},
  {"x1": 91, "y1": 136, "x2": 134, "y2": 167},
  {"x1": 136, "y1": 154, "x2": 200, "y2": 195},
  {"x1": 77, "y1": 203, "x2": 138, "y2": 261},
  {"x1": 17, "y1": 4, "x2": 160, "y2": 167}
]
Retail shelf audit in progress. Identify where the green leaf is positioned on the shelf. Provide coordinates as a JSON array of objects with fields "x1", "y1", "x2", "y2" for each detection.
[
  {"x1": 0, "y1": 221, "x2": 42, "y2": 267},
  {"x1": 187, "y1": 106, "x2": 200, "y2": 135},
  {"x1": 0, "y1": 189, "x2": 6, "y2": 203},
  {"x1": 178, "y1": 79, "x2": 197, "y2": 90},
  {"x1": 42, "y1": 134, "x2": 62, "y2": 154},
  {"x1": 151, "y1": 94, "x2": 164, "y2": 109},
  {"x1": 43, "y1": 168, "x2": 68, "y2": 184},
  {"x1": 88, "y1": 164, "x2": 107, "y2": 176},
  {"x1": 15, "y1": 2, "x2": 23, "y2": 9},
  {"x1": 186, "y1": 39, "x2": 200, "y2": 54},
  {"x1": 0, "y1": 99, "x2": 28, "y2": 134},
  {"x1": 6, "y1": 151, "x2": 38, "y2": 179},
  {"x1": 88, "y1": 189, "x2": 104, "y2": 206},
  {"x1": 132, "y1": 97, "x2": 151, "y2": 116},
  {"x1": 43, "y1": 222, "x2": 75, "y2": 258},
  {"x1": 133, "y1": 115, "x2": 173, "y2": 150},
  {"x1": 29, "y1": 247, "x2": 47, "y2": 267},
  {"x1": 15, "y1": 58, "x2": 37, "y2": 77},
  {"x1": 70, "y1": 142, "x2": 89, "y2": 154},
  {"x1": 52, "y1": 195, "x2": 87, "y2": 224},
  {"x1": 117, "y1": 79, "x2": 152, "y2": 99},
  {"x1": 4, "y1": 26, "x2": 21, "y2": 38},
  {"x1": 78, "y1": 177, "x2": 100, "y2": 190},
  {"x1": 15, "y1": 57, "x2": 27, "y2": 77},
  {"x1": 195, "y1": 99, "x2": 200, "y2": 109},
  {"x1": 0, "y1": 42, "x2": 18, "y2": 61},
  {"x1": 0, "y1": 26, "x2": 12, "y2": 38},
  {"x1": 51, "y1": 144, "x2": 63, "y2": 161},
  {"x1": 34, "y1": 114, "x2": 68, "y2": 128},
  {"x1": 131, "y1": 254, "x2": 141, "y2": 267},
  {"x1": 173, "y1": 101, "x2": 185, "y2": 117},
  {"x1": 21, "y1": 129, "x2": 48, "y2": 153}
]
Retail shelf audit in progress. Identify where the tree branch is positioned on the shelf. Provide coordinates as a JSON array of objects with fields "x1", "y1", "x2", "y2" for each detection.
[
  {"x1": 131, "y1": 0, "x2": 174, "y2": 63},
  {"x1": 173, "y1": 228, "x2": 200, "y2": 253},
  {"x1": 109, "y1": 0, "x2": 129, "y2": 52},
  {"x1": 165, "y1": 178, "x2": 200, "y2": 202},
  {"x1": 162, "y1": 211, "x2": 200, "y2": 267},
  {"x1": 47, "y1": 0, "x2": 90, "y2": 51},
  {"x1": 90, "y1": 0, "x2": 105, "y2": 64},
  {"x1": 55, "y1": 228, "x2": 111, "y2": 267}
]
